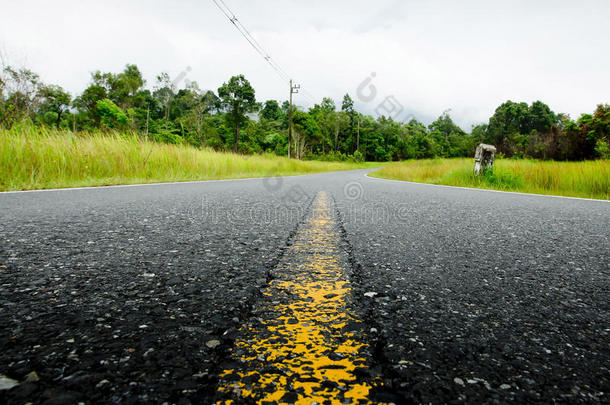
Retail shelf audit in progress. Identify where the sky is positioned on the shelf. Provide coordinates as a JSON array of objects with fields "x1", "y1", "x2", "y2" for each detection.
[{"x1": 1, "y1": 0, "x2": 609, "y2": 129}]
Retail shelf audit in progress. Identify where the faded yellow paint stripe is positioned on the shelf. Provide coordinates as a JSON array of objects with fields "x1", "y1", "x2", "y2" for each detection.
[{"x1": 216, "y1": 191, "x2": 379, "y2": 404}]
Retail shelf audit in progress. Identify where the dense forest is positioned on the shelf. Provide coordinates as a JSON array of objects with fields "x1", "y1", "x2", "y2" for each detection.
[{"x1": 1, "y1": 64, "x2": 608, "y2": 161}]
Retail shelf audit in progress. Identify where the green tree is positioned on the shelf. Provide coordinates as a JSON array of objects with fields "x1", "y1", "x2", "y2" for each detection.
[
  {"x1": 202, "y1": 90, "x2": 221, "y2": 114},
  {"x1": 116, "y1": 64, "x2": 145, "y2": 105},
  {"x1": 97, "y1": 98, "x2": 128, "y2": 129},
  {"x1": 470, "y1": 124, "x2": 487, "y2": 143},
  {"x1": 73, "y1": 84, "x2": 107, "y2": 128},
  {"x1": 173, "y1": 83, "x2": 220, "y2": 146},
  {"x1": 528, "y1": 100, "x2": 556, "y2": 134},
  {"x1": 73, "y1": 65, "x2": 145, "y2": 130},
  {"x1": 429, "y1": 111, "x2": 465, "y2": 140},
  {"x1": 591, "y1": 104, "x2": 610, "y2": 147},
  {"x1": 0, "y1": 66, "x2": 40, "y2": 127},
  {"x1": 330, "y1": 110, "x2": 350, "y2": 152},
  {"x1": 486, "y1": 100, "x2": 558, "y2": 157},
  {"x1": 341, "y1": 93, "x2": 354, "y2": 114},
  {"x1": 38, "y1": 84, "x2": 71, "y2": 128},
  {"x1": 153, "y1": 72, "x2": 175, "y2": 129},
  {"x1": 573, "y1": 104, "x2": 610, "y2": 159},
  {"x1": 292, "y1": 110, "x2": 320, "y2": 159},
  {"x1": 428, "y1": 111, "x2": 468, "y2": 157},
  {"x1": 309, "y1": 97, "x2": 337, "y2": 154},
  {"x1": 341, "y1": 93, "x2": 357, "y2": 152},
  {"x1": 487, "y1": 101, "x2": 531, "y2": 155},
  {"x1": 89, "y1": 64, "x2": 145, "y2": 109},
  {"x1": 218, "y1": 75, "x2": 257, "y2": 153},
  {"x1": 260, "y1": 100, "x2": 282, "y2": 121}
]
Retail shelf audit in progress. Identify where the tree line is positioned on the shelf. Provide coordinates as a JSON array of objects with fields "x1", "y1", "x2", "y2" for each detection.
[{"x1": 1, "y1": 63, "x2": 608, "y2": 161}]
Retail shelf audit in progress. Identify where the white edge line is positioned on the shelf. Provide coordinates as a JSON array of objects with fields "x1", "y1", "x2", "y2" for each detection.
[
  {"x1": 0, "y1": 169, "x2": 371, "y2": 194},
  {"x1": 364, "y1": 173, "x2": 609, "y2": 203},
  {"x1": 0, "y1": 175, "x2": 295, "y2": 194}
]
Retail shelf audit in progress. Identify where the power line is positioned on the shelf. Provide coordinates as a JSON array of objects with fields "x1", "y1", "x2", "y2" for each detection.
[
  {"x1": 211, "y1": 0, "x2": 288, "y2": 82},
  {"x1": 218, "y1": 0, "x2": 292, "y2": 81},
  {"x1": 211, "y1": 0, "x2": 318, "y2": 105},
  {"x1": 300, "y1": 88, "x2": 318, "y2": 104}
]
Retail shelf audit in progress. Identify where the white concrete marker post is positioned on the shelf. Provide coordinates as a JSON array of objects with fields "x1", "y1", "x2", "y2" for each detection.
[{"x1": 474, "y1": 143, "x2": 497, "y2": 175}]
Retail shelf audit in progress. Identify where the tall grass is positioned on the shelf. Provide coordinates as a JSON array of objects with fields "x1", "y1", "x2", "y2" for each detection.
[
  {"x1": 0, "y1": 126, "x2": 375, "y2": 191},
  {"x1": 370, "y1": 158, "x2": 609, "y2": 200}
]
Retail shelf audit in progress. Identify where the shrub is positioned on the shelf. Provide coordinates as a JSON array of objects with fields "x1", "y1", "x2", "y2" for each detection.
[
  {"x1": 595, "y1": 139, "x2": 610, "y2": 159},
  {"x1": 353, "y1": 150, "x2": 364, "y2": 162},
  {"x1": 97, "y1": 99, "x2": 128, "y2": 130}
]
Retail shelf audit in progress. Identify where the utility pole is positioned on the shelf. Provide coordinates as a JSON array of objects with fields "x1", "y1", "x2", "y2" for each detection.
[{"x1": 288, "y1": 79, "x2": 299, "y2": 159}]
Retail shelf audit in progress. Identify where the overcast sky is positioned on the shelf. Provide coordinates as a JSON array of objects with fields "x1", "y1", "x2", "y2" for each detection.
[{"x1": 1, "y1": 0, "x2": 609, "y2": 129}]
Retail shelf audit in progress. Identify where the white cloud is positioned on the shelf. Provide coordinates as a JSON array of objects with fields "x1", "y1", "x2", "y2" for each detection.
[{"x1": 1, "y1": 0, "x2": 608, "y2": 129}]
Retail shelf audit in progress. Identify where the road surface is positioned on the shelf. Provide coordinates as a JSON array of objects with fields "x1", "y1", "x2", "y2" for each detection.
[{"x1": 1, "y1": 169, "x2": 608, "y2": 403}]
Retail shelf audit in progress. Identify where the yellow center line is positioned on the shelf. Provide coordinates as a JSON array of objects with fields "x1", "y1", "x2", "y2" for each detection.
[{"x1": 216, "y1": 191, "x2": 380, "y2": 404}]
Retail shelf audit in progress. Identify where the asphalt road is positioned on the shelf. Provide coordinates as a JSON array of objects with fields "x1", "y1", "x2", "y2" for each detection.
[{"x1": 0, "y1": 169, "x2": 608, "y2": 404}]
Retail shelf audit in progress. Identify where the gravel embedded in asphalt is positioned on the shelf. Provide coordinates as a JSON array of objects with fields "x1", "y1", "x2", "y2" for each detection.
[
  {"x1": 0, "y1": 178, "x2": 312, "y2": 404},
  {"x1": 336, "y1": 174, "x2": 609, "y2": 403},
  {"x1": 1, "y1": 170, "x2": 608, "y2": 404}
]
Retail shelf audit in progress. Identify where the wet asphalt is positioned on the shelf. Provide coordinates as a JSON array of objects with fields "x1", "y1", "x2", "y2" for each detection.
[{"x1": 0, "y1": 169, "x2": 608, "y2": 404}]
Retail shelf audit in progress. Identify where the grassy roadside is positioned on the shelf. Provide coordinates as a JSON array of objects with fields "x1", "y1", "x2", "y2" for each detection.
[
  {"x1": 370, "y1": 158, "x2": 609, "y2": 200},
  {"x1": 0, "y1": 126, "x2": 380, "y2": 191}
]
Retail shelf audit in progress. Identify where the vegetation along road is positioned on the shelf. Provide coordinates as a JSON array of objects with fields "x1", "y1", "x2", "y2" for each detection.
[{"x1": 0, "y1": 169, "x2": 607, "y2": 403}]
